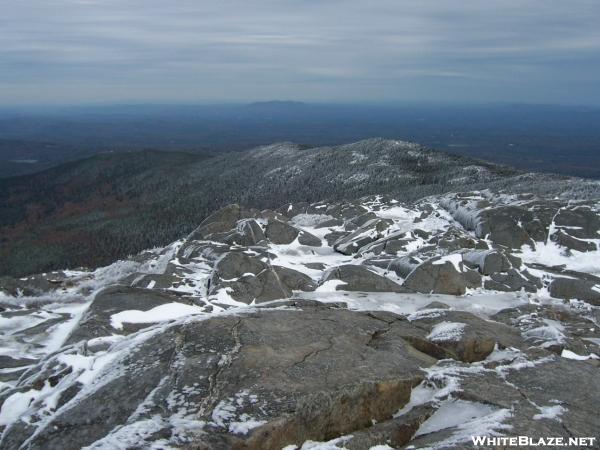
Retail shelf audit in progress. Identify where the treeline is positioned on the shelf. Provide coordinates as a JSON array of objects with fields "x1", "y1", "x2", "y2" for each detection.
[{"x1": 2, "y1": 139, "x2": 599, "y2": 277}]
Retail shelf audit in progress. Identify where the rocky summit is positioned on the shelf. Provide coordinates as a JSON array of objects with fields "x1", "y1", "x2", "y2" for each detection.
[{"x1": 1, "y1": 191, "x2": 599, "y2": 449}]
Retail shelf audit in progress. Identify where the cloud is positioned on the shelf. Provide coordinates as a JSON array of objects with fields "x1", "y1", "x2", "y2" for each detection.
[{"x1": 1, "y1": 0, "x2": 599, "y2": 104}]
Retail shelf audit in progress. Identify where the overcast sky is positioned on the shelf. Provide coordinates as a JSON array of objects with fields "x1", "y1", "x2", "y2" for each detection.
[{"x1": 2, "y1": 0, "x2": 599, "y2": 105}]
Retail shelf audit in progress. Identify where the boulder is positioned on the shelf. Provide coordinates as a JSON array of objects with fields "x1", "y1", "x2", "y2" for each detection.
[
  {"x1": 433, "y1": 227, "x2": 489, "y2": 251},
  {"x1": 325, "y1": 203, "x2": 368, "y2": 220},
  {"x1": 210, "y1": 252, "x2": 318, "y2": 303},
  {"x1": 388, "y1": 255, "x2": 422, "y2": 278},
  {"x1": 451, "y1": 357, "x2": 600, "y2": 442},
  {"x1": 209, "y1": 268, "x2": 292, "y2": 305},
  {"x1": 396, "y1": 310, "x2": 523, "y2": 363},
  {"x1": 333, "y1": 219, "x2": 392, "y2": 255},
  {"x1": 484, "y1": 268, "x2": 542, "y2": 293},
  {"x1": 188, "y1": 204, "x2": 259, "y2": 240},
  {"x1": 548, "y1": 277, "x2": 600, "y2": 306},
  {"x1": 321, "y1": 265, "x2": 409, "y2": 293},
  {"x1": 350, "y1": 212, "x2": 378, "y2": 227},
  {"x1": 298, "y1": 230, "x2": 322, "y2": 247},
  {"x1": 0, "y1": 272, "x2": 70, "y2": 297},
  {"x1": 477, "y1": 206, "x2": 534, "y2": 248},
  {"x1": 212, "y1": 251, "x2": 265, "y2": 281},
  {"x1": 265, "y1": 219, "x2": 299, "y2": 244},
  {"x1": 355, "y1": 230, "x2": 414, "y2": 257},
  {"x1": 214, "y1": 219, "x2": 267, "y2": 247},
  {"x1": 403, "y1": 255, "x2": 481, "y2": 295},
  {"x1": 551, "y1": 230, "x2": 597, "y2": 252},
  {"x1": 441, "y1": 195, "x2": 539, "y2": 248},
  {"x1": 314, "y1": 218, "x2": 344, "y2": 229},
  {"x1": 324, "y1": 230, "x2": 348, "y2": 247},
  {"x1": 66, "y1": 286, "x2": 193, "y2": 344},
  {"x1": 462, "y1": 250, "x2": 512, "y2": 275},
  {"x1": 554, "y1": 205, "x2": 600, "y2": 239},
  {"x1": 264, "y1": 220, "x2": 322, "y2": 246},
  {"x1": 273, "y1": 266, "x2": 317, "y2": 292}
]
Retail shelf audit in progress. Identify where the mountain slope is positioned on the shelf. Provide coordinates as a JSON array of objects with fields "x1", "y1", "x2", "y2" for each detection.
[
  {"x1": 0, "y1": 150, "x2": 208, "y2": 276},
  {"x1": 0, "y1": 192, "x2": 599, "y2": 448},
  {"x1": 2, "y1": 138, "x2": 600, "y2": 277}
]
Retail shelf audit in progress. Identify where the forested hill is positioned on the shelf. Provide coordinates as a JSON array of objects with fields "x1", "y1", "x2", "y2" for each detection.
[{"x1": 2, "y1": 138, "x2": 600, "y2": 277}]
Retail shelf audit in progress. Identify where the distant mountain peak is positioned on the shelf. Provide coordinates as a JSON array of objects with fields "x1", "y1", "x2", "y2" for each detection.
[{"x1": 246, "y1": 100, "x2": 307, "y2": 108}]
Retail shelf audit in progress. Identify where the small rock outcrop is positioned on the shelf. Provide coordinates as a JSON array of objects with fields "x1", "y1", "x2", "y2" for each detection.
[
  {"x1": 321, "y1": 265, "x2": 409, "y2": 293},
  {"x1": 403, "y1": 254, "x2": 481, "y2": 295}
]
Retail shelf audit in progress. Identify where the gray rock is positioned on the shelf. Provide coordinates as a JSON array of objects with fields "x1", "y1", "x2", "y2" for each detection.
[
  {"x1": 188, "y1": 204, "x2": 259, "y2": 240},
  {"x1": 433, "y1": 227, "x2": 489, "y2": 251},
  {"x1": 212, "y1": 251, "x2": 265, "y2": 281},
  {"x1": 554, "y1": 205, "x2": 600, "y2": 239},
  {"x1": 344, "y1": 404, "x2": 435, "y2": 449},
  {"x1": 298, "y1": 230, "x2": 322, "y2": 247},
  {"x1": 403, "y1": 255, "x2": 481, "y2": 295},
  {"x1": 216, "y1": 219, "x2": 267, "y2": 247},
  {"x1": 455, "y1": 357, "x2": 600, "y2": 442},
  {"x1": 549, "y1": 277, "x2": 600, "y2": 305},
  {"x1": 462, "y1": 250, "x2": 512, "y2": 275},
  {"x1": 356, "y1": 230, "x2": 413, "y2": 257},
  {"x1": 326, "y1": 203, "x2": 368, "y2": 220},
  {"x1": 441, "y1": 195, "x2": 538, "y2": 249},
  {"x1": 477, "y1": 206, "x2": 534, "y2": 248},
  {"x1": 265, "y1": 219, "x2": 299, "y2": 244},
  {"x1": 484, "y1": 268, "x2": 542, "y2": 293},
  {"x1": 210, "y1": 252, "x2": 317, "y2": 303},
  {"x1": 551, "y1": 230, "x2": 597, "y2": 252},
  {"x1": 258, "y1": 209, "x2": 288, "y2": 222},
  {"x1": 388, "y1": 255, "x2": 422, "y2": 278},
  {"x1": 333, "y1": 218, "x2": 392, "y2": 255},
  {"x1": 0, "y1": 355, "x2": 37, "y2": 370},
  {"x1": 361, "y1": 256, "x2": 396, "y2": 270},
  {"x1": 0, "y1": 272, "x2": 70, "y2": 297},
  {"x1": 1, "y1": 307, "x2": 435, "y2": 450},
  {"x1": 397, "y1": 310, "x2": 523, "y2": 363},
  {"x1": 419, "y1": 301, "x2": 450, "y2": 310},
  {"x1": 273, "y1": 266, "x2": 317, "y2": 292},
  {"x1": 66, "y1": 286, "x2": 193, "y2": 344},
  {"x1": 314, "y1": 218, "x2": 344, "y2": 229},
  {"x1": 350, "y1": 212, "x2": 378, "y2": 227},
  {"x1": 321, "y1": 265, "x2": 409, "y2": 293}
]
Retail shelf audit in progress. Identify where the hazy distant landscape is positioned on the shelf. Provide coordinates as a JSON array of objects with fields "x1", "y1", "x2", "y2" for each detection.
[{"x1": 2, "y1": 102, "x2": 600, "y2": 179}]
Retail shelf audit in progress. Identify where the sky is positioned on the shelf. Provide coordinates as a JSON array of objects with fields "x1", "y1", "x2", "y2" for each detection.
[{"x1": 1, "y1": 0, "x2": 600, "y2": 105}]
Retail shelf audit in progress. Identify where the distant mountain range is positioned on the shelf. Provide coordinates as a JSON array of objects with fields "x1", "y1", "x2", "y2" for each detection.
[
  {"x1": 2, "y1": 103, "x2": 600, "y2": 179},
  {"x1": 2, "y1": 138, "x2": 600, "y2": 277}
]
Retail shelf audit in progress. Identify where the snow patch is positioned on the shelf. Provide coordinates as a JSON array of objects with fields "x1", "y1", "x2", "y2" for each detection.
[
  {"x1": 110, "y1": 303, "x2": 205, "y2": 330},
  {"x1": 427, "y1": 322, "x2": 466, "y2": 342}
]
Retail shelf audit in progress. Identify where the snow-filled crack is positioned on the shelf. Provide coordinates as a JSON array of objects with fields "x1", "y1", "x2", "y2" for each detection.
[{"x1": 199, "y1": 318, "x2": 243, "y2": 416}]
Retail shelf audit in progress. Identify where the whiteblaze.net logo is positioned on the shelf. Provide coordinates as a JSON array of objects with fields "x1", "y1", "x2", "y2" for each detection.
[{"x1": 471, "y1": 436, "x2": 597, "y2": 447}]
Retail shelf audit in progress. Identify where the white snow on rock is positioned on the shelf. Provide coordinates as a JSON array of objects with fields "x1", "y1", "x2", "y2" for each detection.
[
  {"x1": 431, "y1": 253, "x2": 464, "y2": 272},
  {"x1": 426, "y1": 321, "x2": 466, "y2": 342},
  {"x1": 533, "y1": 403, "x2": 565, "y2": 421},
  {"x1": 110, "y1": 302, "x2": 205, "y2": 330},
  {"x1": 415, "y1": 399, "x2": 500, "y2": 437},
  {"x1": 560, "y1": 349, "x2": 599, "y2": 360}
]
